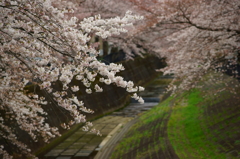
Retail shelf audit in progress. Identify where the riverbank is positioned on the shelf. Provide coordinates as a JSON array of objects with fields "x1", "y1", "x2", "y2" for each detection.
[
  {"x1": 34, "y1": 55, "x2": 165, "y2": 158},
  {"x1": 41, "y1": 73, "x2": 172, "y2": 158},
  {"x1": 110, "y1": 71, "x2": 240, "y2": 159}
]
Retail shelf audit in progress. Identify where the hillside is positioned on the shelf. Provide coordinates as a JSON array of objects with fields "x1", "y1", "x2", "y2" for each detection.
[{"x1": 110, "y1": 72, "x2": 240, "y2": 159}]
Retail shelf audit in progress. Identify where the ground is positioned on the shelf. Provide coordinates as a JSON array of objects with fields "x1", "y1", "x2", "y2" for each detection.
[{"x1": 110, "y1": 72, "x2": 240, "y2": 159}]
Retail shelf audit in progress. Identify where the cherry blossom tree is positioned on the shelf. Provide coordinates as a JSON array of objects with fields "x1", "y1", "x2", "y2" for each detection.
[
  {"x1": 0, "y1": 0, "x2": 144, "y2": 158},
  {"x1": 1, "y1": 0, "x2": 239, "y2": 157},
  {"x1": 77, "y1": 0, "x2": 240, "y2": 92},
  {"x1": 62, "y1": 0, "x2": 148, "y2": 59},
  {"x1": 139, "y1": 0, "x2": 240, "y2": 93}
]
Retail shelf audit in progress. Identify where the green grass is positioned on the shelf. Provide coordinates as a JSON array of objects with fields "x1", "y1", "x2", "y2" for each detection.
[
  {"x1": 235, "y1": 140, "x2": 240, "y2": 145},
  {"x1": 168, "y1": 89, "x2": 228, "y2": 159},
  {"x1": 111, "y1": 71, "x2": 240, "y2": 159},
  {"x1": 110, "y1": 97, "x2": 173, "y2": 159}
]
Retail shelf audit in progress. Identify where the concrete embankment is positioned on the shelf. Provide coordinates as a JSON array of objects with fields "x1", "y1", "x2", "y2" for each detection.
[
  {"x1": 42, "y1": 74, "x2": 173, "y2": 159},
  {"x1": 35, "y1": 55, "x2": 166, "y2": 157}
]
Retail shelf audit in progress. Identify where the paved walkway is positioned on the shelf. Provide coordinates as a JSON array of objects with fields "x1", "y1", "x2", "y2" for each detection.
[
  {"x1": 45, "y1": 116, "x2": 133, "y2": 158},
  {"x1": 44, "y1": 75, "x2": 172, "y2": 159}
]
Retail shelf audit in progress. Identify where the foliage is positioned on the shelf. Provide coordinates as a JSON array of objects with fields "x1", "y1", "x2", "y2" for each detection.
[
  {"x1": 0, "y1": 0, "x2": 144, "y2": 158},
  {"x1": 1, "y1": 0, "x2": 239, "y2": 158},
  {"x1": 76, "y1": 0, "x2": 240, "y2": 92}
]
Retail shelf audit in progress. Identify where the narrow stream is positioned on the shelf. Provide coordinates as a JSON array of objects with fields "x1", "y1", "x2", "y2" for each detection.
[{"x1": 44, "y1": 75, "x2": 172, "y2": 159}]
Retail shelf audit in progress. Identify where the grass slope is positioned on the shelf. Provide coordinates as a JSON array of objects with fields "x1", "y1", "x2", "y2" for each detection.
[
  {"x1": 110, "y1": 72, "x2": 240, "y2": 159},
  {"x1": 168, "y1": 89, "x2": 227, "y2": 158}
]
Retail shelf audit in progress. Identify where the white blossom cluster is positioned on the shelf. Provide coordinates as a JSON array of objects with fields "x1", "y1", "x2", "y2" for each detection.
[
  {"x1": 154, "y1": 0, "x2": 240, "y2": 93},
  {"x1": 0, "y1": 0, "x2": 143, "y2": 157},
  {"x1": 81, "y1": 0, "x2": 239, "y2": 93}
]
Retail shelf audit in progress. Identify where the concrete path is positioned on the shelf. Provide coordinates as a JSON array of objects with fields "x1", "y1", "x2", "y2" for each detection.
[
  {"x1": 44, "y1": 75, "x2": 172, "y2": 159},
  {"x1": 44, "y1": 116, "x2": 133, "y2": 158}
]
